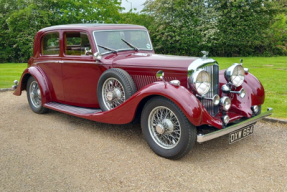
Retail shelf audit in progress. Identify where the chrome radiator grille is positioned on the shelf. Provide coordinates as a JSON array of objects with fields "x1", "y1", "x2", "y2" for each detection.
[{"x1": 200, "y1": 64, "x2": 219, "y2": 116}]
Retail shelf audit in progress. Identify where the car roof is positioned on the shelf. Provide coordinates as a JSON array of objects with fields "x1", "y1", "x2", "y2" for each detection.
[{"x1": 39, "y1": 24, "x2": 147, "y2": 32}]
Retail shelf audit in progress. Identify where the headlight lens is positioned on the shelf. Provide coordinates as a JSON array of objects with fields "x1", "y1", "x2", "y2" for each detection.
[
  {"x1": 225, "y1": 64, "x2": 245, "y2": 87},
  {"x1": 191, "y1": 70, "x2": 211, "y2": 95},
  {"x1": 220, "y1": 96, "x2": 231, "y2": 111}
]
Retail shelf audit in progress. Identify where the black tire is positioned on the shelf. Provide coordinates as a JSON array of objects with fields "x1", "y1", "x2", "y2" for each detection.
[
  {"x1": 97, "y1": 68, "x2": 137, "y2": 111},
  {"x1": 141, "y1": 96, "x2": 197, "y2": 159},
  {"x1": 26, "y1": 76, "x2": 48, "y2": 114}
]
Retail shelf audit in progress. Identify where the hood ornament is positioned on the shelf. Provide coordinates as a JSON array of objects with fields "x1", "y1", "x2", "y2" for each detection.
[{"x1": 201, "y1": 51, "x2": 209, "y2": 60}]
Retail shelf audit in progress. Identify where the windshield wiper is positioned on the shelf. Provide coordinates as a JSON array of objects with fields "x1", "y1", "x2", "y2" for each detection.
[
  {"x1": 98, "y1": 45, "x2": 117, "y2": 53},
  {"x1": 121, "y1": 39, "x2": 138, "y2": 51}
]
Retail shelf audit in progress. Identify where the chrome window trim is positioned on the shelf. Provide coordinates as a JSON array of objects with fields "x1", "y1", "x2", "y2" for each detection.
[{"x1": 92, "y1": 29, "x2": 154, "y2": 55}]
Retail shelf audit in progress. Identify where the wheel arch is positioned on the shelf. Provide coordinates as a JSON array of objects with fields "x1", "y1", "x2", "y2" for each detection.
[
  {"x1": 131, "y1": 83, "x2": 204, "y2": 127},
  {"x1": 13, "y1": 67, "x2": 52, "y2": 104}
]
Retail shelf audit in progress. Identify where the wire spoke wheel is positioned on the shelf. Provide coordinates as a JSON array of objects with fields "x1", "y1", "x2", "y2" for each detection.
[
  {"x1": 97, "y1": 68, "x2": 137, "y2": 112},
  {"x1": 148, "y1": 106, "x2": 181, "y2": 149},
  {"x1": 102, "y1": 77, "x2": 126, "y2": 110},
  {"x1": 141, "y1": 97, "x2": 197, "y2": 159},
  {"x1": 29, "y1": 81, "x2": 42, "y2": 109}
]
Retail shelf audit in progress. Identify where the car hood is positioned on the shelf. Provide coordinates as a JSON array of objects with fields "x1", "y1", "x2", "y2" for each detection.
[{"x1": 112, "y1": 53, "x2": 199, "y2": 71}]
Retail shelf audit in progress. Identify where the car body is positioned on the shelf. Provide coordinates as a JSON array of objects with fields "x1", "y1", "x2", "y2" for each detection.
[{"x1": 13, "y1": 24, "x2": 272, "y2": 159}]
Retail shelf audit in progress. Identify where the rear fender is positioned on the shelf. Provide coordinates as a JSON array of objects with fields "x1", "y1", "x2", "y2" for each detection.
[{"x1": 13, "y1": 66, "x2": 52, "y2": 104}]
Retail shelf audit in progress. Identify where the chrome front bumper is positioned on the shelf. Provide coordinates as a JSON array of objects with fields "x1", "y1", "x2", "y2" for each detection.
[{"x1": 197, "y1": 108, "x2": 273, "y2": 143}]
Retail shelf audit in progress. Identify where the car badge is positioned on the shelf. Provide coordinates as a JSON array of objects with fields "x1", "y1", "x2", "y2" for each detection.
[{"x1": 201, "y1": 51, "x2": 209, "y2": 60}]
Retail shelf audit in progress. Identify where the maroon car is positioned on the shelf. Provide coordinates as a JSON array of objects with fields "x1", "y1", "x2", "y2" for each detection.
[{"x1": 13, "y1": 24, "x2": 272, "y2": 159}]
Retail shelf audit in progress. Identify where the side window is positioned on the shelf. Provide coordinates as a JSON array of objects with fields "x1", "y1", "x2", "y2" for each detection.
[
  {"x1": 42, "y1": 33, "x2": 60, "y2": 55},
  {"x1": 64, "y1": 32, "x2": 91, "y2": 56}
]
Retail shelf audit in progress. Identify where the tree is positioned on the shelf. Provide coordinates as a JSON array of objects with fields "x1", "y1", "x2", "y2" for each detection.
[
  {"x1": 210, "y1": 0, "x2": 283, "y2": 56},
  {"x1": 0, "y1": 0, "x2": 123, "y2": 63},
  {"x1": 142, "y1": 0, "x2": 211, "y2": 55},
  {"x1": 142, "y1": 0, "x2": 284, "y2": 56}
]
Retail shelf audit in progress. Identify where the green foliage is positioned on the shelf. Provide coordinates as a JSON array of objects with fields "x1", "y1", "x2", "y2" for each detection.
[
  {"x1": 210, "y1": 0, "x2": 284, "y2": 56},
  {"x1": 142, "y1": 0, "x2": 287, "y2": 57},
  {"x1": 143, "y1": 0, "x2": 211, "y2": 55},
  {"x1": 118, "y1": 12, "x2": 153, "y2": 29},
  {"x1": 266, "y1": 14, "x2": 287, "y2": 55},
  {"x1": 1, "y1": 0, "x2": 287, "y2": 61},
  {"x1": 0, "y1": 0, "x2": 122, "y2": 63}
]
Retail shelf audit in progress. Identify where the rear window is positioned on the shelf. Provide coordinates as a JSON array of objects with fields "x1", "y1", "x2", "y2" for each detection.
[{"x1": 41, "y1": 33, "x2": 60, "y2": 55}]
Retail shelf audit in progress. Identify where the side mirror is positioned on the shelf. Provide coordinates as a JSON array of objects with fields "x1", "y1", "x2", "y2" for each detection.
[
  {"x1": 85, "y1": 48, "x2": 92, "y2": 56},
  {"x1": 156, "y1": 70, "x2": 164, "y2": 80},
  {"x1": 94, "y1": 52, "x2": 102, "y2": 61}
]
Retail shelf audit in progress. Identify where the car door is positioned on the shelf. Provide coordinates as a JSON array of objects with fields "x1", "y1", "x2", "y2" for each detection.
[
  {"x1": 34, "y1": 31, "x2": 65, "y2": 103},
  {"x1": 61, "y1": 30, "x2": 102, "y2": 108}
]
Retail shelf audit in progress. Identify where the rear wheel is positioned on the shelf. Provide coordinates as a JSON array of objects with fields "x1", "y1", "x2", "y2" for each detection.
[
  {"x1": 141, "y1": 96, "x2": 197, "y2": 159},
  {"x1": 26, "y1": 76, "x2": 48, "y2": 114}
]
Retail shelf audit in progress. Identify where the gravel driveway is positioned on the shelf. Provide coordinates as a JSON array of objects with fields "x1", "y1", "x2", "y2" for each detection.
[{"x1": 0, "y1": 91, "x2": 286, "y2": 191}]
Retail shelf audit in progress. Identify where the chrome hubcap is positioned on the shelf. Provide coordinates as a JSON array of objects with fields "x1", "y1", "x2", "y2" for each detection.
[
  {"x1": 148, "y1": 106, "x2": 181, "y2": 149},
  {"x1": 102, "y1": 78, "x2": 125, "y2": 110},
  {"x1": 156, "y1": 124, "x2": 165, "y2": 134},
  {"x1": 107, "y1": 92, "x2": 114, "y2": 101},
  {"x1": 155, "y1": 119, "x2": 174, "y2": 135},
  {"x1": 29, "y1": 81, "x2": 41, "y2": 108}
]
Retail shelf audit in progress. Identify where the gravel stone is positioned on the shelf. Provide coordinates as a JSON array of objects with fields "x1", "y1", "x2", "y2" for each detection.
[{"x1": 0, "y1": 91, "x2": 287, "y2": 191}]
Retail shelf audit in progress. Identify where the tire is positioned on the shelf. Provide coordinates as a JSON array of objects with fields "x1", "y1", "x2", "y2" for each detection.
[
  {"x1": 141, "y1": 96, "x2": 197, "y2": 159},
  {"x1": 26, "y1": 76, "x2": 48, "y2": 114},
  {"x1": 97, "y1": 68, "x2": 137, "y2": 111}
]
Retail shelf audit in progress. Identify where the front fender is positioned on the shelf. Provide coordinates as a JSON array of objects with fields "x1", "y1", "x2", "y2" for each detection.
[
  {"x1": 219, "y1": 70, "x2": 265, "y2": 117},
  {"x1": 83, "y1": 82, "x2": 204, "y2": 126},
  {"x1": 13, "y1": 66, "x2": 52, "y2": 104}
]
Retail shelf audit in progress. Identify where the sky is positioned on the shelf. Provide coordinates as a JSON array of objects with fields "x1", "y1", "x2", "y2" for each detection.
[{"x1": 121, "y1": 0, "x2": 146, "y2": 13}]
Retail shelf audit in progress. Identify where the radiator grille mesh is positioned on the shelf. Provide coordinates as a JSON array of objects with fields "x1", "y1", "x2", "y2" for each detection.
[{"x1": 200, "y1": 64, "x2": 219, "y2": 116}]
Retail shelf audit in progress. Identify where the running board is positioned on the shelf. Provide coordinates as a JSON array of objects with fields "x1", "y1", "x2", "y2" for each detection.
[{"x1": 44, "y1": 102, "x2": 102, "y2": 115}]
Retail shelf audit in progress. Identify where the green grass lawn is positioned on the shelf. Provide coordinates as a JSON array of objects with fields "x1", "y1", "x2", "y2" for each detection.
[
  {"x1": 0, "y1": 63, "x2": 27, "y2": 89},
  {"x1": 0, "y1": 57, "x2": 286, "y2": 119}
]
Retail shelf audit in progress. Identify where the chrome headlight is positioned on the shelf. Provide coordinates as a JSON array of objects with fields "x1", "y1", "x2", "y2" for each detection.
[
  {"x1": 225, "y1": 64, "x2": 245, "y2": 87},
  {"x1": 220, "y1": 96, "x2": 231, "y2": 111},
  {"x1": 191, "y1": 70, "x2": 211, "y2": 95}
]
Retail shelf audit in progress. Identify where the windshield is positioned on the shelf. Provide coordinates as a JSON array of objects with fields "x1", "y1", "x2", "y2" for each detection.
[{"x1": 93, "y1": 30, "x2": 153, "y2": 54}]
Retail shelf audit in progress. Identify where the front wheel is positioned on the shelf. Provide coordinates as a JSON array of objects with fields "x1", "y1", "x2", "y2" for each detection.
[
  {"x1": 141, "y1": 97, "x2": 197, "y2": 159},
  {"x1": 26, "y1": 76, "x2": 48, "y2": 114}
]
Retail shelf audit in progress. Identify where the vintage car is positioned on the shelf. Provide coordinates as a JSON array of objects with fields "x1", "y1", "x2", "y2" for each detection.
[{"x1": 13, "y1": 24, "x2": 272, "y2": 159}]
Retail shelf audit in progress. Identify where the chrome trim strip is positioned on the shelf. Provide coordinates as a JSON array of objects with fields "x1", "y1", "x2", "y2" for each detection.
[
  {"x1": 34, "y1": 60, "x2": 59, "y2": 65},
  {"x1": 34, "y1": 60, "x2": 96, "y2": 65},
  {"x1": 197, "y1": 108, "x2": 273, "y2": 143},
  {"x1": 61, "y1": 61, "x2": 96, "y2": 64}
]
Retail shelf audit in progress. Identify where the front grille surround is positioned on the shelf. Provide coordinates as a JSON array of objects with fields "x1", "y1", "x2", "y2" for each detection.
[{"x1": 188, "y1": 58, "x2": 219, "y2": 117}]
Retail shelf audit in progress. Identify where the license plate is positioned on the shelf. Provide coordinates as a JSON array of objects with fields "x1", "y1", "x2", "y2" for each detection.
[{"x1": 229, "y1": 124, "x2": 254, "y2": 144}]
